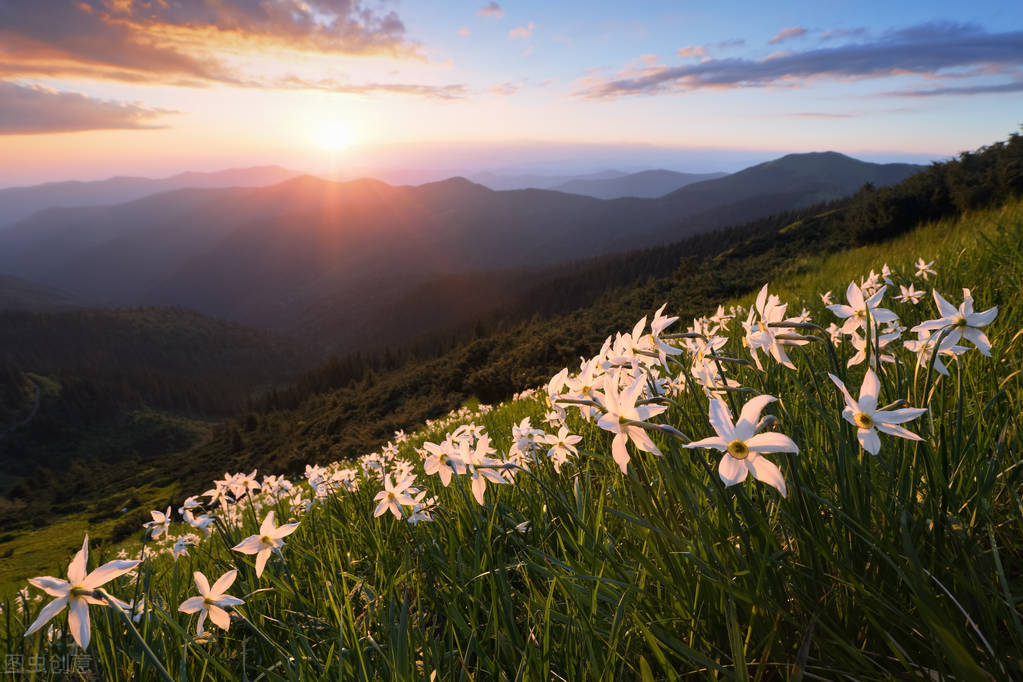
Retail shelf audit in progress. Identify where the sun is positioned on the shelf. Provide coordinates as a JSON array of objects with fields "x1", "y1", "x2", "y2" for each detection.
[{"x1": 316, "y1": 122, "x2": 353, "y2": 152}]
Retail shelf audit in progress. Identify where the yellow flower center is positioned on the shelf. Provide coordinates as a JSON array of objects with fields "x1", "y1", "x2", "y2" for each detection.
[
  {"x1": 261, "y1": 535, "x2": 272, "y2": 546},
  {"x1": 955, "y1": 317, "x2": 967, "y2": 328},
  {"x1": 70, "y1": 585, "x2": 90, "y2": 599},
  {"x1": 727, "y1": 440, "x2": 750, "y2": 460},
  {"x1": 203, "y1": 597, "x2": 217, "y2": 607},
  {"x1": 856, "y1": 308, "x2": 867, "y2": 318},
  {"x1": 853, "y1": 412, "x2": 874, "y2": 428}
]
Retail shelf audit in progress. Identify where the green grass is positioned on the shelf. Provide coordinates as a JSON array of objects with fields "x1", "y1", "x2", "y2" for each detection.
[{"x1": 2, "y1": 199, "x2": 1021, "y2": 680}]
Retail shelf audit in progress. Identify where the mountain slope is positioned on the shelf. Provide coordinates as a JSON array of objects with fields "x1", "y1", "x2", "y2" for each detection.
[
  {"x1": 661, "y1": 151, "x2": 921, "y2": 214},
  {"x1": 553, "y1": 169, "x2": 727, "y2": 199},
  {"x1": 0, "y1": 274, "x2": 80, "y2": 312},
  {"x1": 0, "y1": 165, "x2": 302, "y2": 228}
]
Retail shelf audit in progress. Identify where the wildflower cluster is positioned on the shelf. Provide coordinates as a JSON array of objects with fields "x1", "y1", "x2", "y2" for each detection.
[{"x1": 14, "y1": 253, "x2": 1004, "y2": 676}]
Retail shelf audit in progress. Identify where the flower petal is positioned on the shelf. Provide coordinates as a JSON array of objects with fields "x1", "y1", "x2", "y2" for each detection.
[
  {"x1": 685, "y1": 436, "x2": 728, "y2": 451},
  {"x1": 68, "y1": 536, "x2": 89, "y2": 584},
  {"x1": 272, "y1": 522, "x2": 300, "y2": 539},
  {"x1": 829, "y1": 374, "x2": 859, "y2": 412},
  {"x1": 178, "y1": 596, "x2": 205, "y2": 614},
  {"x1": 748, "y1": 456, "x2": 787, "y2": 497},
  {"x1": 611, "y1": 432, "x2": 630, "y2": 474},
  {"x1": 68, "y1": 597, "x2": 91, "y2": 650},
  {"x1": 193, "y1": 571, "x2": 211, "y2": 596},
  {"x1": 875, "y1": 423, "x2": 924, "y2": 441},
  {"x1": 232, "y1": 535, "x2": 264, "y2": 555},
  {"x1": 28, "y1": 576, "x2": 70, "y2": 598},
  {"x1": 718, "y1": 455, "x2": 748, "y2": 487},
  {"x1": 858, "y1": 368, "x2": 879, "y2": 414},
  {"x1": 875, "y1": 407, "x2": 927, "y2": 424},
  {"x1": 747, "y1": 432, "x2": 799, "y2": 454},
  {"x1": 858, "y1": 428, "x2": 881, "y2": 455},
  {"x1": 259, "y1": 511, "x2": 276, "y2": 536},
  {"x1": 24, "y1": 596, "x2": 68, "y2": 637},
  {"x1": 735, "y1": 394, "x2": 776, "y2": 441},
  {"x1": 82, "y1": 560, "x2": 142, "y2": 589},
  {"x1": 210, "y1": 569, "x2": 238, "y2": 596},
  {"x1": 707, "y1": 398, "x2": 734, "y2": 441},
  {"x1": 255, "y1": 549, "x2": 270, "y2": 578}
]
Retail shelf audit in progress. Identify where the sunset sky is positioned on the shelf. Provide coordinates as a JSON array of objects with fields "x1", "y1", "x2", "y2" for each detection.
[{"x1": 1, "y1": 0, "x2": 1022, "y2": 186}]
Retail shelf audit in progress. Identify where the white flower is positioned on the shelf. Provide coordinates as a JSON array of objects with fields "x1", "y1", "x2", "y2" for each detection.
[
  {"x1": 542, "y1": 425, "x2": 582, "y2": 473},
  {"x1": 903, "y1": 330, "x2": 970, "y2": 376},
  {"x1": 373, "y1": 474, "x2": 417, "y2": 519},
  {"x1": 897, "y1": 284, "x2": 924, "y2": 304},
  {"x1": 143, "y1": 506, "x2": 171, "y2": 540},
  {"x1": 596, "y1": 371, "x2": 667, "y2": 474},
  {"x1": 743, "y1": 283, "x2": 809, "y2": 370},
  {"x1": 422, "y1": 440, "x2": 466, "y2": 487},
  {"x1": 829, "y1": 368, "x2": 927, "y2": 455},
  {"x1": 178, "y1": 570, "x2": 245, "y2": 636},
  {"x1": 820, "y1": 290, "x2": 833, "y2": 306},
  {"x1": 915, "y1": 258, "x2": 936, "y2": 280},
  {"x1": 827, "y1": 281, "x2": 899, "y2": 335},
  {"x1": 25, "y1": 535, "x2": 141, "y2": 649},
  {"x1": 910, "y1": 288, "x2": 998, "y2": 356},
  {"x1": 232, "y1": 511, "x2": 300, "y2": 578},
  {"x1": 685, "y1": 395, "x2": 797, "y2": 496}
]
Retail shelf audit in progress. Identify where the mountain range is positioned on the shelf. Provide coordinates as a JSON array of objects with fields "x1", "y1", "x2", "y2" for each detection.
[
  {"x1": 0, "y1": 165, "x2": 303, "y2": 229},
  {"x1": 551, "y1": 169, "x2": 728, "y2": 199},
  {"x1": 0, "y1": 152, "x2": 922, "y2": 354}
]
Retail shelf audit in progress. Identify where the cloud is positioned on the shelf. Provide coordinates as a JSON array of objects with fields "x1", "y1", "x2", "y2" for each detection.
[
  {"x1": 273, "y1": 77, "x2": 467, "y2": 100},
  {"x1": 509, "y1": 22, "x2": 535, "y2": 40},
  {"x1": 459, "y1": 27, "x2": 471, "y2": 37},
  {"x1": 820, "y1": 27, "x2": 868, "y2": 41},
  {"x1": 575, "y1": 23, "x2": 1023, "y2": 99},
  {"x1": 677, "y1": 45, "x2": 708, "y2": 58},
  {"x1": 0, "y1": 0, "x2": 417, "y2": 87},
  {"x1": 490, "y1": 81, "x2": 522, "y2": 96},
  {"x1": 769, "y1": 26, "x2": 808, "y2": 44},
  {"x1": 0, "y1": 81, "x2": 177, "y2": 134},
  {"x1": 884, "y1": 81, "x2": 1023, "y2": 97},
  {"x1": 788, "y1": 112, "x2": 855, "y2": 118},
  {"x1": 477, "y1": 2, "x2": 505, "y2": 19}
]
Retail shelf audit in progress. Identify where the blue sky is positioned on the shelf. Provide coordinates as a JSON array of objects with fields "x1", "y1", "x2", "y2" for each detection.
[{"x1": 0, "y1": 0, "x2": 1020, "y2": 184}]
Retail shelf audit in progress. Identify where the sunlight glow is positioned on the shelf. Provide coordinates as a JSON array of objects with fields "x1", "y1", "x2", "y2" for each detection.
[{"x1": 316, "y1": 122, "x2": 354, "y2": 152}]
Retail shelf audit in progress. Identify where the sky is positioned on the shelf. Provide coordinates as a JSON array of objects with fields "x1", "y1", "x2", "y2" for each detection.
[{"x1": 1, "y1": 0, "x2": 1022, "y2": 186}]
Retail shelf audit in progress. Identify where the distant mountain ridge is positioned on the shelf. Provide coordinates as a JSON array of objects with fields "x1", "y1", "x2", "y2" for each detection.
[
  {"x1": 0, "y1": 152, "x2": 923, "y2": 353},
  {"x1": 0, "y1": 165, "x2": 303, "y2": 228},
  {"x1": 553, "y1": 170, "x2": 728, "y2": 199}
]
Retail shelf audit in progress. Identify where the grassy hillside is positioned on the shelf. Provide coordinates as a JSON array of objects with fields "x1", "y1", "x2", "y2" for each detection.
[{"x1": 2, "y1": 192, "x2": 1019, "y2": 679}]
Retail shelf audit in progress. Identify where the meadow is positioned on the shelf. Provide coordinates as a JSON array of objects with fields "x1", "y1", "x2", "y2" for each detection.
[{"x1": 2, "y1": 198, "x2": 1021, "y2": 680}]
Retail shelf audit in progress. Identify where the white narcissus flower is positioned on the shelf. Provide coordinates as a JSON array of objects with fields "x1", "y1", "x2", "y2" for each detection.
[
  {"x1": 897, "y1": 284, "x2": 925, "y2": 304},
  {"x1": 373, "y1": 474, "x2": 417, "y2": 519},
  {"x1": 143, "y1": 506, "x2": 171, "y2": 540},
  {"x1": 232, "y1": 511, "x2": 300, "y2": 578},
  {"x1": 542, "y1": 425, "x2": 583, "y2": 473},
  {"x1": 829, "y1": 368, "x2": 927, "y2": 455},
  {"x1": 743, "y1": 283, "x2": 809, "y2": 371},
  {"x1": 820, "y1": 290, "x2": 833, "y2": 306},
  {"x1": 422, "y1": 440, "x2": 466, "y2": 487},
  {"x1": 910, "y1": 288, "x2": 998, "y2": 356},
  {"x1": 25, "y1": 535, "x2": 141, "y2": 649},
  {"x1": 685, "y1": 395, "x2": 796, "y2": 496},
  {"x1": 178, "y1": 570, "x2": 245, "y2": 636},
  {"x1": 596, "y1": 371, "x2": 668, "y2": 474},
  {"x1": 915, "y1": 258, "x2": 936, "y2": 280},
  {"x1": 827, "y1": 281, "x2": 899, "y2": 335}
]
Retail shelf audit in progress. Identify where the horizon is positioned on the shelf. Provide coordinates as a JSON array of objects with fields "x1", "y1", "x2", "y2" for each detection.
[
  {"x1": 0, "y1": 145, "x2": 946, "y2": 191},
  {"x1": 1, "y1": 1, "x2": 1020, "y2": 186}
]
